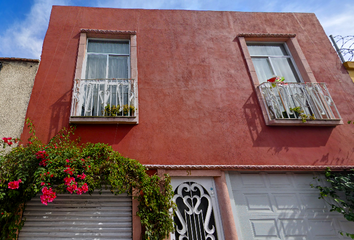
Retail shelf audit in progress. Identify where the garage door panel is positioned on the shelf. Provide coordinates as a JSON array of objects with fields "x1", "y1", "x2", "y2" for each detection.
[
  {"x1": 298, "y1": 193, "x2": 328, "y2": 211},
  {"x1": 308, "y1": 219, "x2": 339, "y2": 239},
  {"x1": 267, "y1": 174, "x2": 293, "y2": 188},
  {"x1": 245, "y1": 193, "x2": 273, "y2": 211},
  {"x1": 239, "y1": 173, "x2": 267, "y2": 188},
  {"x1": 227, "y1": 172, "x2": 354, "y2": 240},
  {"x1": 273, "y1": 194, "x2": 301, "y2": 211},
  {"x1": 280, "y1": 219, "x2": 307, "y2": 238},
  {"x1": 250, "y1": 219, "x2": 280, "y2": 238}
]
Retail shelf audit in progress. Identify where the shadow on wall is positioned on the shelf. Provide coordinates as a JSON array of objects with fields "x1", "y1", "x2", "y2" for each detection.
[
  {"x1": 48, "y1": 89, "x2": 134, "y2": 145},
  {"x1": 242, "y1": 92, "x2": 334, "y2": 149},
  {"x1": 74, "y1": 124, "x2": 134, "y2": 145},
  {"x1": 48, "y1": 90, "x2": 72, "y2": 142}
]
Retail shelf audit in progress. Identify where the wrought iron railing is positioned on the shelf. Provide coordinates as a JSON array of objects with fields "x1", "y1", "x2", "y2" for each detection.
[
  {"x1": 259, "y1": 82, "x2": 341, "y2": 122},
  {"x1": 71, "y1": 78, "x2": 136, "y2": 117}
]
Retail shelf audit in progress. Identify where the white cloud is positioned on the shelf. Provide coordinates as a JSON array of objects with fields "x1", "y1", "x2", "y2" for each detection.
[
  {"x1": 318, "y1": 7, "x2": 354, "y2": 36},
  {"x1": 0, "y1": 0, "x2": 70, "y2": 59},
  {"x1": 95, "y1": 0, "x2": 206, "y2": 10}
]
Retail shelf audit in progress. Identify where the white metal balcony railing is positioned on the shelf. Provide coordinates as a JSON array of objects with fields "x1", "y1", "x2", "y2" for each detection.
[
  {"x1": 259, "y1": 82, "x2": 341, "y2": 122},
  {"x1": 71, "y1": 79, "x2": 136, "y2": 117}
]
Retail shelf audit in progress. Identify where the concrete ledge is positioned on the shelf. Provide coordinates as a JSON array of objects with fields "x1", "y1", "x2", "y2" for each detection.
[
  {"x1": 69, "y1": 116, "x2": 138, "y2": 124},
  {"x1": 266, "y1": 118, "x2": 343, "y2": 126}
]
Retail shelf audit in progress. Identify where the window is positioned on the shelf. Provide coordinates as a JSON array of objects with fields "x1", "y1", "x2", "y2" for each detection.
[
  {"x1": 247, "y1": 43, "x2": 301, "y2": 83},
  {"x1": 85, "y1": 39, "x2": 130, "y2": 80},
  {"x1": 70, "y1": 30, "x2": 138, "y2": 124},
  {"x1": 238, "y1": 33, "x2": 342, "y2": 126}
]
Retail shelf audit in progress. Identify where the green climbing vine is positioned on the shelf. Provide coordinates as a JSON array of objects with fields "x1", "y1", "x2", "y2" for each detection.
[
  {"x1": 312, "y1": 168, "x2": 354, "y2": 239},
  {"x1": 0, "y1": 119, "x2": 175, "y2": 240}
]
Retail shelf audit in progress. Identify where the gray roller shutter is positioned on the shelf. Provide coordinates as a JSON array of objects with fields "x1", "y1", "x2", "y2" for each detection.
[{"x1": 19, "y1": 190, "x2": 132, "y2": 240}]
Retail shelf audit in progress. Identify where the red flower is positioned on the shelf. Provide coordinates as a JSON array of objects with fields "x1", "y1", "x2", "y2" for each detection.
[
  {"x1": 41, "y1": 182, "x2": 45, "y2": 186},
  {"x1": 64, "y1": 176, "x2": 75, "y2": 186},
  {"x1": 50, "y1": 174, "x2": 54, "y2": 178},
  {"x1": 66, "y1": 159, "x2": 69, "y2": 163},
  {"x1": 40, "y1": 187, "x2": 56, "y2": 205},
  {"x1": 8, "y1": 179, "x2": 22, "y2": 189},
  {"x1": 81, "y1": 183, "x2": 89, "y2": 193},
  {"x1": 67, "y1": 183, "x2": 78, "y2": 194},
  {"x1": 64, "y1": 167, "x2": 74, "y2": 175},
  {"x1": 267, "y1": 77, "x2": 276, "y2": 82},
  {"x1": 77, "y1": 173, "x2": 86, "y2": 180}
]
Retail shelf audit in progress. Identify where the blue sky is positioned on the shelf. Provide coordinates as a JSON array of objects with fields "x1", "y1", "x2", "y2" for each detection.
[{"x1": 0, "y1": 0, "x2": 353, "y2": 59}]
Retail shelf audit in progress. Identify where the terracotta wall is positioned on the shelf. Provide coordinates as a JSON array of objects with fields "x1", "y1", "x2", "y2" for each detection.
[{"x1": 22, "y1": 6, "x2": 354, "y2": 166}]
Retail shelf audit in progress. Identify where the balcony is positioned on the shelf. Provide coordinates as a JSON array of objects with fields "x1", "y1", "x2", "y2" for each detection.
[
  {"x1": 258, "y1": 82, "x2": 342, "y2": 126},
  {"x1": 70, "y1": 79, "x2": 138, "y2": 124}
]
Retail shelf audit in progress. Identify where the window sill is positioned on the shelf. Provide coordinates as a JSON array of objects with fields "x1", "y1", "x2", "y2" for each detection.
[
  {"x1": 266, "y1": 119, "x2": 343, "y2": 127},
  {"x1": 69, "y1": 116, "x2": 138, "y2": 124}
]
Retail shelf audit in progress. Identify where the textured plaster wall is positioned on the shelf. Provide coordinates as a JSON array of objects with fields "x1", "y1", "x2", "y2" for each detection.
[
  {"x1": 0, "y1": 60, "x2": 39, "y2": 141},
  {"x1": 344, "y1": 61, "x2": 354, "y2": 83},
  {"x1": 22, "y1": 7, "x2": 354, "y2": 167}
]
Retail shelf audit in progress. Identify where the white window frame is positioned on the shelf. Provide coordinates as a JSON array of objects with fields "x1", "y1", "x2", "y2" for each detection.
[
  {"x1": 238, "y1": 33, "x2": 342, "y2": 126},
  {"x1": 82, "y1": 38, "x2": 131, "y2": 80},
  {"x1": 70, "y1": 30, "x2": 139, "y2": 124},
  {"x1": 246, "y1": 42, "x2": 304, "y2": 83}
]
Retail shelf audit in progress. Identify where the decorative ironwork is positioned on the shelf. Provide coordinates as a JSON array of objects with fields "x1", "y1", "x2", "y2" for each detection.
[
  {"x1": 259, "y1": 82, "x2": 341, "y2": 121},
  {"x1": 329, "y1": 35, "x2": 354, "y2": 62},
  {"x1": 70, "y1": 78, "x2": 136, "y2": 117},
  {"x1": 173, "y1": 182, "x2": 218, "y2": 240}
]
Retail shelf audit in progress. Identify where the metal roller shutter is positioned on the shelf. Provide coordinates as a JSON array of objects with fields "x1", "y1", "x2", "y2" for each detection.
[{"x1": 19, "y1": 190, "x2": 132, "y2": 240}]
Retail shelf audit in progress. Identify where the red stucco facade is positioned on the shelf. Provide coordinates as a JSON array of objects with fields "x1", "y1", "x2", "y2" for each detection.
[
  {"x1": 23, "y1": 6, "x2": 354, "y2": 168},
  {"x1": 19, "y1": 6, "x2": 354, "y2": 239}
]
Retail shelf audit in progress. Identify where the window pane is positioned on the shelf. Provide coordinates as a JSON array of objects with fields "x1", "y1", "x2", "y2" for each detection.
[
  {"x1": 271, "y1": 58, "x2": 300, "y2": 82},
  {"x1": 85, "y1": 54, "x2": 107, "y2": 79},
  {"x1": 108, "y1": 56, "x2": 129, "y2": 79},
  {"x1": 88, "y1": 40, "x2": 129, "y2": 54},
  {"x1": 251, "y1": 58, "x2": 275, "y2": 83},
  {"x1": 248, "y1": 44, "x2": 287, "y2": 56}
]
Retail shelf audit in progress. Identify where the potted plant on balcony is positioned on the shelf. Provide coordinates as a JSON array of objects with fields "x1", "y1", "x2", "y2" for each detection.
[
  {"x1": 123, "y1": 104, "x2": 135, "y2": 116},
  {"x1": 104, "y1": 104, "x2": 121, "y2": 117},
  {"x1": 282, "y1": 106, "x2": 316, "y2": 123},
  {"x1": 267, "y1": 76, "x2": 285, "y2": 87}
]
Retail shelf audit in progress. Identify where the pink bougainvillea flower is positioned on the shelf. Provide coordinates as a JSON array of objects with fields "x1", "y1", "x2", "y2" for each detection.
[
  {"x1": 41, "y1": 182, "x2": 45, "y2": 186},
  {"x1": 66, "y1": 159, "x2": 69, "y2": 163},
  {"x1": 77, "y1": 173, "x2": 86, "y2": 180},
  {"x1": 64, "y1": 167, "x2": 74, "y2": 175},
  {"x1": 8, "y1": 179, "x2": 21, "y2": 189},
  {"x1": 64, "y1": 176, "x2": 75, "y2": 186},
  {"x1": 76, "y1": 188, "x2": 83, "y2": 195},
  {"x1": 67, "y1": 183, "x2": 78, "y2": 194},
  {"x1": 40, "y1": 187, "x2": 56, "y2": 205},
  {"x1": 81, "y1": 183, "x2": 89, "y2": 193}
]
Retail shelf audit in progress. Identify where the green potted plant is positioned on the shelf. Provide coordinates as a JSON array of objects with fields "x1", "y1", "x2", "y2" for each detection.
[
  {"x1": 123, "y1": 104, "x2": 135, "y2": 116},
  {"x1": 104, "y1": 104, "x2": 121, "y2": 116},
  {"x1": 282, "y1": 106, "x2": 315, "y2": 123}
]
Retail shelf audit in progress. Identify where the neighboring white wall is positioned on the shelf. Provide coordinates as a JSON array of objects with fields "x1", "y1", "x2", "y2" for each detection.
[{"x1": 0, "y1": 58, "x2": 39, "y2": 142}]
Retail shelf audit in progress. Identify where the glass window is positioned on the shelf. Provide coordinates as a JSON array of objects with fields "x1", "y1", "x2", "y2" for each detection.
[
  {"x1": 85, "y1": 39, "x2": 130, "y2": 79},
  {"x1": 247, "y1": 43, "x2": 301, "y2": 83}
]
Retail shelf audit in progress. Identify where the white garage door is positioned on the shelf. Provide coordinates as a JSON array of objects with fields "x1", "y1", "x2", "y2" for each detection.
[
  {"x1": 227, "y1": 172, "x2": 354, "y2": 240},
  {"x1": 19, "y1": 190, "x2": 132, "y2": 240}
]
